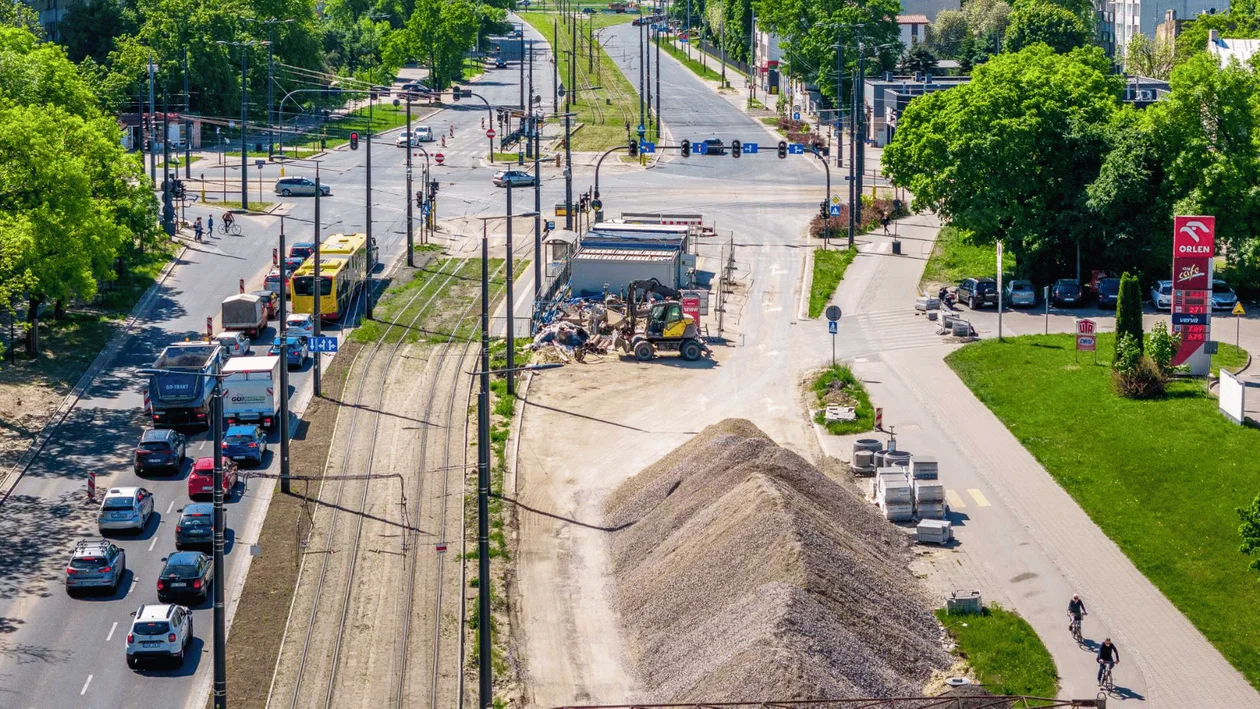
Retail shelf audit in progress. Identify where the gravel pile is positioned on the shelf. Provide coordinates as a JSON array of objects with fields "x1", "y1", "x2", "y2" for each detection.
[{"x1": 605, "y1": 419, "x2": 950, "y2": 702}]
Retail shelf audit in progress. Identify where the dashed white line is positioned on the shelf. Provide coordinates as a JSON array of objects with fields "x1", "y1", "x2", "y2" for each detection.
[
  {"x1": 166, "y1": 500, "x2": 174, "y2": 514},
  {"x1": 79, "y1": 675, "x2": 93, "y2": 696},
  {"x1": 105, "y1": 621, "x2": 118, "y2": 642},
  {"x1": 148, "y1": 535, "x2": 158, "y2": 552}
]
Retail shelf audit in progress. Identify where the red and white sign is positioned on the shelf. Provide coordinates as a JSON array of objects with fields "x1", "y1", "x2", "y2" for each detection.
[
  {"x1": 206, "y1": 317, "x2": 213, "y2": 339},
  {"x1": 875, "y1": 407, "x2": 883, "y2": 430},
  {"x1": 272, "y1": 248, "x2": 278, "y2": 266},
  {"x1": 1075, "y1": 318, "x2": 1097, "y2": 352},
  {"x1": 239, "y1": 278, "x2": 245, "y2": 294},
  {"x1": 87, "y1": 471, "x2": 96, "y2": 502},
  {"x1": 486, "y1": 128, "x2": 496, "y2": 139},
  {"x1": 435, "y1": 153, "x2": 445, "y2": 164},
  {"x1": 436, "y1": 543, "x2": 448, "y2": 553},
  {"x1": 681, "y1": 295, "x2": 700, "y2": 326},
  {"x1": 1171, "y1": 215, "x2": 1216, "y2": 368}
]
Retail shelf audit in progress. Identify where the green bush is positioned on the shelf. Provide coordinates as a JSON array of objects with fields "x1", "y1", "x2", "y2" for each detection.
[
  {"x1": 1112, "y1": 334, "x2": 1165, "y2": 398},
  {"x1": 1115, "y1": 272, "x2": 1144, "y2": 360},
  {"x1": 1146, "y1": 321, "x2": 1180, "y2": 376}
]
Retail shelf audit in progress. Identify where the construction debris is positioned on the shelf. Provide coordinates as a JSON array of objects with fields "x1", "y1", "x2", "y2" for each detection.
[{"x1": 605, "y1": 419, "x2": 950, "y2": 702}]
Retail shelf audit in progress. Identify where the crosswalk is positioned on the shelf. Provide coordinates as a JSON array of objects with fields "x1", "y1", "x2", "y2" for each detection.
[
  {"x1": 944, "y1": 488, "x2": 992, "y2": 510},
  {"x1": 852, "y1": 307, "x2": 942, "y2": 354}
]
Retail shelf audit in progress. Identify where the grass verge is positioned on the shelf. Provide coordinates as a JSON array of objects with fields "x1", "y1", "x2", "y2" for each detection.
[
  {"x1": 157, "y1": 155, "x2": 203, "y2": 168},
  {"x1": 519, "y1": 12, "x2": 641, "y2": 150},
  {"x1": 1212, "y1": 342, "x2": 1248, "y2": 378},
  {"x1": 212, "y1": 200, "x2": 276, "y2": 212},
  {"x1": 810, "y1": 364, "x2": 874, "y2": 435},
  {"x1": 920, "y1": 225, "x2": 1014, "y2": 290},
  {"x1": 660, "y1": 39, "x2": 724, "y2": 82},
  {"x1": 947, "y1": 332, "x2": 1260, "y2": 688},
  {"x1": 808, "y1": 247, "x2": 857, "y2": 318},
  {"x1": 937, "y1": 605, "x2": 1059, "y2": 698},
  {"x1": 224, "y1": 340, "x2": 360, "y2": 708}
]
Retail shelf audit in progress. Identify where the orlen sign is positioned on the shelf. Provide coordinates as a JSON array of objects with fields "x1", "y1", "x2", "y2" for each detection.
[
  {"x1": 1171, "y1": 215, "x2": 1215, "y2": 371},
  {"x1": 1174, "y1": 217, "x2": 1214, "y2": 256}
]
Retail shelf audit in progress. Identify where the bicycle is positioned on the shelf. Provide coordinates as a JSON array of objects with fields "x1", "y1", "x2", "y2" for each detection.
[
  {"x1": 1098, "y1": 660, "x2": 1115, "y2": 691},
  {"x1": 1069, "y1": 613, "x2": 1083, "y2": 643},
  {"x1": 221, "y1": 221, "x2": 242, "y2": 236}
]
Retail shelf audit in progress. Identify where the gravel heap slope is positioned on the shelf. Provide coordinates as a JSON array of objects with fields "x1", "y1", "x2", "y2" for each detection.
[{"x1": 605, "y1": 418, "x2": 949, "y2": 701}]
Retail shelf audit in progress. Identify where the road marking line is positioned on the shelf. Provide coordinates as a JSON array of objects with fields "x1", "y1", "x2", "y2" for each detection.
[
  {"x1": 968, "y1": 489, "x2": 992, "y2": 507},
  {"x1": 166, "y1": 501, "x2": 174, "y2": 514},
  {"x1": 945, "y1": 489, "x2": 967, "y2": 510},
  {"x1": 148, "y1": 536, "x2": 158, "y2": 552},
  {"x1": 106, "y1": 621, "x2": 118, "y2": 642},
  {"x1": 80, "y1": 675, "x2": 93, "y2": 696}
]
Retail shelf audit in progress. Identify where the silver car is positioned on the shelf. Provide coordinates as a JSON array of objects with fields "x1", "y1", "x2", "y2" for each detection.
[
  {"x1": 65, "y1": 539, "x2": 126, "y2": 595},
  {"x1": 97, "y1": 487, "x2": 155, "y2": 534},
  {"x1": 1151, "y1": 280, "x2": 1173, "y2": 310},
  {"x1": 1004, "y1": 279, "x2": 1036, "y2": 307},
  {"x1": 1212, "y1": 280, "x2": 1238, "y2": 310},
  {"x1": 274, "y1": 176, "x2": 331, "y2": 197}
]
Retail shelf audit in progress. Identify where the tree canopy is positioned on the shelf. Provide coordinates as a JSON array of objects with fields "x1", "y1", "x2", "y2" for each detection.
[{"x1": 1003, "y1": 1, "x2": 1089, "y2": 54}]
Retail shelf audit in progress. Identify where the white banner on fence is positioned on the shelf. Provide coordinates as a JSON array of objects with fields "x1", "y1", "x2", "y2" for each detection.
[{"x1": 1220, "y1": 370, "x2": 1246, "y2": 425}]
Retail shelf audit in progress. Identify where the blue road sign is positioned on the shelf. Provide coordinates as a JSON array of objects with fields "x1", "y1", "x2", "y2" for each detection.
[
  {"x1": 640, "y1": 141, "x2": 656, "y2": 154},
  {"x1": 422, "y1": 204, "x2": 431, "y2": 215},
  {"x1": 828, "y1": 321, "x2": 838, "y2": 334},
  {"x1": 788, "y1": 143, "x2": 805, "y2": 155},
  {"x1": 792, "y1": 111, "x2": 801, "y2": 121},
  {"x1": 829, "y1": 205, "x2": 841, "y2": 216},
  {"x1": 637, "y1": 124, "x2": 645, "y2": 136},
  {"x1": 546, "y1": 220, "x2": 555, "y2": 231},
  {"x1": 310, "y1": 336, "x2": 339, "y2": 353},
  {"x1": 743, "y1": 142, "x2": 759, "y2": 154}
]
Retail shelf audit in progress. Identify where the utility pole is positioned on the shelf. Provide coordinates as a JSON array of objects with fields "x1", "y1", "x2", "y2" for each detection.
[
  {"x1": 184, "y1": 49, "x2": 192, "y2": 180},
  {"x1": 162, "y1": 98, "x2": 174, "y2": 235},
  {"x1": 645, "y1": 19, "x2": 652, "y2": 133},
  {"x1": 553, "y1": 19, "x2": 560, "y2": 115},
  {"x1": 506, "y1": 179, "x2": 516, "y2": 396},
  {"x1": 313, "y1": 161, "x2": 322, "y2": 397},
  {"x1": 565, "y1": 113, "x2": 573, "y2": 230},
  {"x1": 406, "y1": 93, "x2": 414, "y2": 268},
  {"x1": 570, "y1": 19, "x2": 577, "y2": 107},
  {"x1": 639, "y1": 13, "x2": 645, "y2": 134},
  {"x1": 148, "y1": 56, "x2": 156, "y2": 187},
  {"x1": 849, "y1": 65, "x2": 857, "y2": 248},
  {"x1": 686, "y1": 0, "x2": 691, "y2": 60},
  {"x1": 520, "y1": 26, "x2": 526, "y2": 110},
  {"x1": 240, "y1": 47, "x2": 248, "y2": 210},
  {"x1": 533, "y1": 111, "x2": 542, "y2": 301},
  {"x1": 476, "y1": 226, "x2": 492, "y2": 709},
  {"x1": 278, "y1": 216, "x2": 291, "y2": 494},
  {"x1": 855, "y1": 46, "x2": 866, "y2": 225},
  {"x1": 365, "y1": 87, "x2": 374, "y2": 321},
  {"x1": 211, "y1": 359, "x2": 227, "y2": 709},
  {"x1": 267, "y1": 33, "x2": 274, "y2": 158},
  {"x1": 655, "y1": 24, "x2": 661, "y2": 141}
]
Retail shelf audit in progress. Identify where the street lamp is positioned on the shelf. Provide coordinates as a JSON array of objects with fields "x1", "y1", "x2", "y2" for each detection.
[
  {"x1": 216, "y1": 39, "x2": 268, "y2": 211},
  {"x1": 135, "y1": 361, "x2": 229, "y2": 709},
  {"x1": 246, "y1": 17, "x2": 295, "y2": 159}
]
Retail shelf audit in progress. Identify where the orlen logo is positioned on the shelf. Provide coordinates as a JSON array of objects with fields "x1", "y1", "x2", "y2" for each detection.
[
  {"x1": 1174, "y1": 216, "x2": 1215, "y2": 254},
  {"x1": 1177, "y1": 263, "x2": 1205, "y2": 283}
]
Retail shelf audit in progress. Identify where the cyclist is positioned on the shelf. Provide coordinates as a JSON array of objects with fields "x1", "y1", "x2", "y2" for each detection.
[
  {"x1": 222, "y1": 211, "x2": 235, "y2": 232},
  {"x1": 1097, "y1": 637, "x2": 1120, "y2": 687},
  {"x1": 1067, "y1": 594, "x2": 1087, "y2": 635}
]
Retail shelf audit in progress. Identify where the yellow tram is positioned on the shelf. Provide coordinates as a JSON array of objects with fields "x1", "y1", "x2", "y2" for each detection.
[{"x1": 290, "y1": 233, "x2": 371, "y2": 322}]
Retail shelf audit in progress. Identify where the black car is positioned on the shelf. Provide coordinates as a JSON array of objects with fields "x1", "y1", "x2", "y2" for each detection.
[
  {"x1": 1096, "y1": 277, "x2": 1121, "y2": 309},
  {"x1": 1051, "y1": 279, "x2": 1083, "y2": 307},
  {"x1": 957, "y1": 277, "x2": 998, "y2": 309},
  {"x1": 699, "y1": 138, "x2": 725, "y2": 156},
  {"x1": 134, "y1": 429, "x2": 186, "y2": 475},
  {"x1": 156, "y1": 551, "x2": 213, "y2": 603},
  {"x1": 175, "y1": 503, "x2": 217, "y2": 550}
]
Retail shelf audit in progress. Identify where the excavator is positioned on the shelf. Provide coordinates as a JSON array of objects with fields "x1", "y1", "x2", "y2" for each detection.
[{"x1": 614, "y1": 278, "x2": 710, "y2": 362}]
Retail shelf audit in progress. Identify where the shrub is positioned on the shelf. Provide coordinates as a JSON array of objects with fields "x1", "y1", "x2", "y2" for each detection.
[
  {"x1": 1115, "y1": 272, "x2": 1143, "y2": 360},
  {"x1": 1112, "y1": 355, "x2": 1166, "y2": 399},
  {"x1": 1146, "y1": 321, "x2": 1180, "y2": 376}
]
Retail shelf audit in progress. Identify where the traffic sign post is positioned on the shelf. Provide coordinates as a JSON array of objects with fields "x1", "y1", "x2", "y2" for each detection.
[
  {"x1": 829, "y1": 205, "x2": 840, "y2": 216},
  {"x1": 825, "y1": 306, "x2": 841, "y2": 365},
  {"x1": 1234, "y1": 301, "x2": 1246, "y2": 349},
  {"x1": 435, "y1": 153, "x2": 445, "y2": 165},
  {"x1": 640, "y1": 141, "x2": 656, "y2": 154},
  {"x1": 792, "y1": 112, "x2": 801, "y2": 121},
  {"x1": 309, "y1": 336, "x2": 339, "y2": 353},
  {"x1": 743, "y1": 142, "x2": 759, "y2": 154},
  {"x1": 788, "y1": 143, "x2": 805, "y2": 155},
  {"x1": 486, "y1": 128, "x2": 496, "y2": 139},
  {"x1": 1076, "y1": 318, "x2": 1097, "y2": 364}
]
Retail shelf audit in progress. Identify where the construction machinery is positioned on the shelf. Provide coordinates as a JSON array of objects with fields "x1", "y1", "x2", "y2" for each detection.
[{"x1": 615, "y1": 279, "x2": 710, "y2": 362}]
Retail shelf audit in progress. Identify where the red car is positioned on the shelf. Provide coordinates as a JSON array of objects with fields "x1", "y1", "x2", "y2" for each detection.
[{"x1": 187, "y1": 457, "x2": 239, "y2": 500}]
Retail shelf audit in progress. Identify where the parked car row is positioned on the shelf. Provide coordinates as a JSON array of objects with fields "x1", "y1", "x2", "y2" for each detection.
[{"x1": 952, "y1": 275, "x2": 1239, "y2": 311}]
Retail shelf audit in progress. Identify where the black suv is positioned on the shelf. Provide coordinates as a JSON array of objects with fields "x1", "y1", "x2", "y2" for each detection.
[
  {"x1": 134, "y1": 429, "x2": 186, "y2": 476},
  {"x1": 957, "y1": 277, "x2": 998, "y2": 309}
]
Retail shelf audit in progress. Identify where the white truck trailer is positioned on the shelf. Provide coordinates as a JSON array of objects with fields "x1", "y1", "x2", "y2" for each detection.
[{"x1": 222, "y1": 355, "x2": 282, "y2": 429}]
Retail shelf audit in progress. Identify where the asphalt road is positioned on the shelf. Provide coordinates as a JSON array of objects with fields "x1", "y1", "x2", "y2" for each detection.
[{"x1": 0, "y1": 51, "x2": 555, "y2": 709}]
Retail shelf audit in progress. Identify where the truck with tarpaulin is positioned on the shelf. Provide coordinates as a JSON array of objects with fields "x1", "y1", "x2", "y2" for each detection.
[{"x1": 147, "y1": 343, "x2": 222, "y2": 428}]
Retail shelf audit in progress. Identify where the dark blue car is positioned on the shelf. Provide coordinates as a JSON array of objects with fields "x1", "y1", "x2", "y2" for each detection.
[
  {"x1": 268, "y1": 336, "x2": 309, "y2": 368},
  {"x1": 221, "y1": 424, "x2": 268, "y2": 466}
]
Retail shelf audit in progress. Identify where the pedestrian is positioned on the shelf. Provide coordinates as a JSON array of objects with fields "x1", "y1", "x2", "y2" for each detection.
[
  {"x1": 193, "y1": 217, "x2": 203, "y2": 242},
  {"x1": 208, "y1": 214, "x2": 215, "y2": 235}
]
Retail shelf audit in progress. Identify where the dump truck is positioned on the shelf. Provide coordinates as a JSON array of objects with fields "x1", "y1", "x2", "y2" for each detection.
[
  {"x1": 221, "y1": 293, "x2": 267, "y2": 338},
  {"x1": 222, "y1": 355, "x2": 282, "y2": 429},
  {"x1": 147, "y1": 343, "x2": 222, "y2": 428}
]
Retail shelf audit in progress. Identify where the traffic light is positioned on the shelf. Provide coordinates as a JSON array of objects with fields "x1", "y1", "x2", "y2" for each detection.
[
  {"x1": 415, "y1": 190, "x2": 424, "y2": 208},
  {"x1": 731, "y1": 139, "x2": 742, "y2": 158},
  {"x1": 628, "y1": 139, "x2": 638, "y2": 158},
  {"x1": 451, "y1": 85, "x2": 461, "y2": 102},
  {"x1": 681, "y1": 139, "x2": 691, "y2": 158},
  {"x1": 349, "y1": 132, "x2": 359, "y2": 150},
  {"x1": 429, "y1": 179, "x2": 439, "y2": 196},
  {"x1": 778, "y1": 141, "x2": 787, "y2": 159},
  {"x1": 820, "y1": 201, "x2": 829, "y2": 220}
]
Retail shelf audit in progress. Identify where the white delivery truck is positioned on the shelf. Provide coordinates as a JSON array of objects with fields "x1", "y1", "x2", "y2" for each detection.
[{"x1": 221, "y1": 355, "x2": 282, "y2": 429}]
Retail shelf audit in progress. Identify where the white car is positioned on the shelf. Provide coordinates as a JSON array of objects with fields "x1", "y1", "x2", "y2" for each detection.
[
  {"x1": 214, "y1": 331, "x2": 252, "y2": 357},
  {"x1": 414, "y1": 126, "x2": 433, "y2": 142},
  {"x1": 1150, "y1": 280, "x2": 1173, "y2": 310},
  {"x1": 286, "y1": 313, "x2": 315, "y2": 338},
  {"x1": 97, "y1": 487, "x2": 155, "y2": 534},
  {"x1": 126, "y1": 604, "x2": 193, "y2": 669}
]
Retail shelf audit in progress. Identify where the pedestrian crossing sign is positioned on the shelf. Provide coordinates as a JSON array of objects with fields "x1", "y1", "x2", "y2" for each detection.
[
  {"x1": 829, "y1": 205, "x2": 841, "y2": 216},
  {"x1": 1233, "y1": 302, "x2": 1246, "y2": 316}
]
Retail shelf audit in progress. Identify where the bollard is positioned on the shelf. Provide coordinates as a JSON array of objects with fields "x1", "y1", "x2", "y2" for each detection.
[
  {"x1": 875, "y1": 407, "x2": 883, "y2": 431},
  {"x1": 87, "y1": 470, "x2": 96, "y2": 502}
]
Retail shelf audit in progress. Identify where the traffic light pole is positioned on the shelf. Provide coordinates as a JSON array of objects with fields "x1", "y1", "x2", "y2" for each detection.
[
  {"x1": 278, "y1": 216, "x2": 291, "y2": 494},
  {"x1": 506, "y1": 180, "x2": 516, "y2": 396},
  {"x1": 406, "y1": 95, "x2": 414, "y2": 268},
  {"x1": 365, "y1": 94, "x2": 374, "y2": 321},
  {"x1": 313, "y1": 161, "x2": 322, "y2": 398},
  {"x1": 211, "y1": 359, "x2": 226, "y2": 709},
  {"x1": 533, "y1": 113, "x2": 542, "y2": 300},
  {"x1": 184, "y1": 49, "x2": 192, "y2": 180},
  {"x1": 240, "y1": 47, "x2": 248, "y2": 211},
  {"x1": 564, "y1": 113, "x2": 573, "y2": 230}
]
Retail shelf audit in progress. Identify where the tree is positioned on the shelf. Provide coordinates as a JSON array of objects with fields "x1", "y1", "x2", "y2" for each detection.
[
  {"x1": 901, "y1": 45, "x2": 937, "y2": 74},
  {"x1": 1004, "y1": 1, "x2": 1089, "y2": 53},
  {"x1": 927, "y1": 10, "x2": 970, "y2": 59},
  {"x1": 962, "y1": 0, "x2": 1012, "y2": 41},
  {"x1": 1174, "y1": 13, "x2": 1260, "y2": 66},
  {"x1": 957, "y1": 34, "x2": 995, "y2": 72},
  {"x1": 1013, "y1": 0, "x2": 1093, "y2": 24},
  {"x1": 1114, "y1": 272, "x2": 1144, "y2": 358},
  {"x1": 1238, "y1": 493, "x2": 1260, "y2": 573},
  {"x1": 392, "y1": 0, "x2": 479, "y2": 90},
  {"x1": 882, "y1": 45, "x2": 1121, "y2": 282},
  {"x1": 1123, "y1": 32, "x2": 1174, "y2": 79},
  {"x1": 753, "y1": 0, "x2": 901, "y2": 102},
  {"x1": 59, "y1": 0, "x2": 135, "y2": 64}
]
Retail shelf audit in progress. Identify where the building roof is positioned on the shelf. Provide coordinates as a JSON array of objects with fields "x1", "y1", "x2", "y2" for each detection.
[
  {"x1": 897, "y1": 14, "x2": 929, "y2": 24},
  {"x1": 572, "y1": 248, "x2": 676, "y2": 262},
  {"x1": 1208, "y1": 32, "x2": 1260, "y2": 68}
]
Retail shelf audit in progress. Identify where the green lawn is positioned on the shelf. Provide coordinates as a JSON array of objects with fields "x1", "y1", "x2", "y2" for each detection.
[
  {"x1": 157, "y1": 155, "x2": 202, "y2": 168},
  {"x1": 811, "y1": 364, "x2": 874, "y2": 435},
  {"x1": 520, "y1": 12, "x2": 641, "y2": 150},
  {"x1": 948, "y1": 333, "x2": 1260, "y2": 689},
  {"x1": 921, "y1": 225, "x2": 1014, "y2": 289},
  {"x1": 660, "y1": 39, "x2": 723, "y2": 83},
  {"x1": 936, "y1": 605, "x2": 1059, "y2": 698},
  {"x1": 809, "y1": 247, "x2": 857, "y2": 318},
  {"x1": 210, "y1": 200, "x2": 276, "y2": 212},
  {"x1": 1213, "y1": 342, "x2": 1249, "y2": 378}
]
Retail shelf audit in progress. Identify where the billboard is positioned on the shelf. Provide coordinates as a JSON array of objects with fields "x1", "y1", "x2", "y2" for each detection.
[{"x1": 1171, "y1": 216, "x2": 1214, "y2": 373}]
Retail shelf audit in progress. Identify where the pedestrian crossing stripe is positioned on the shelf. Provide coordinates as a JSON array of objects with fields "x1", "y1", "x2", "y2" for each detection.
[
  {"x1": 968, "y1": 489, "x2": 991, "y2": 507},
  {"x1": 945, "y1": 489, "x2": 967, "y2": 510}
]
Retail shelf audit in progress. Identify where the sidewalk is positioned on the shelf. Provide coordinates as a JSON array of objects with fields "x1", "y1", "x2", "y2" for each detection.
[{"x1": 819, "y1": 217, "x2": 1260, "y2": 707}]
